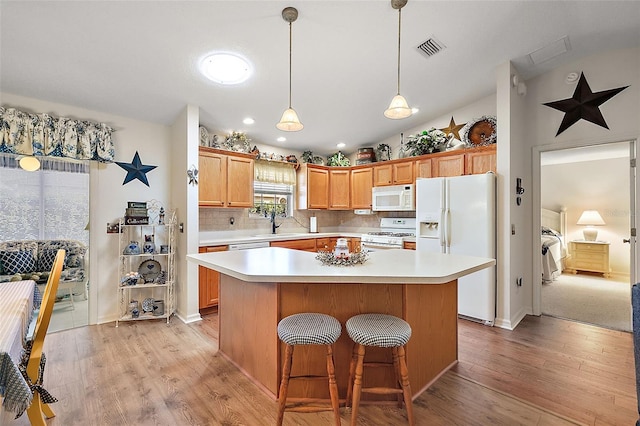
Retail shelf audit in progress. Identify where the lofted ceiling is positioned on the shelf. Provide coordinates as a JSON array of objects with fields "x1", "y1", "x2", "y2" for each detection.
[{"x1": 1, "y1": 1, "x2": 639, "y2": 156}]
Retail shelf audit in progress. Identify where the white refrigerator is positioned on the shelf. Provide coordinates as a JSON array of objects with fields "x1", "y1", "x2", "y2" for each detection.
[{"x1": 416, "y1": 173, "x2": 496, "y2": 325}]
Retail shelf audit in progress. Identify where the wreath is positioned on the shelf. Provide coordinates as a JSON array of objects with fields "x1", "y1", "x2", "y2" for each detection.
[{"x1": 461, "y1": 115, "x2": 497, "y2": 147}]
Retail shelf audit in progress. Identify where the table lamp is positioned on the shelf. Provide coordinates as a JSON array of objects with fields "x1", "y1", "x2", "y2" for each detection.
[{"x1": 576, "y1": 210, "x2": 605, "y2": 241}]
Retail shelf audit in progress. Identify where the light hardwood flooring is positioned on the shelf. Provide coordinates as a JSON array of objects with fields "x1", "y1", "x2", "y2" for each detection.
[{"x1": 1, "y1": 314, "x2": 636, "y2": 425}]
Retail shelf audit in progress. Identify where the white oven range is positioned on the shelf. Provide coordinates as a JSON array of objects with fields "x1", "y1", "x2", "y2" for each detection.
[{"x1": 360, "y1": 218, "x2": 416, "y2": 252}]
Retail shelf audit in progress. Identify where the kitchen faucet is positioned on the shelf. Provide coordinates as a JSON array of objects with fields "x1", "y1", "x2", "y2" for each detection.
[{"x1": 270, "y1": 210, "x2": 281, "y2": 234}]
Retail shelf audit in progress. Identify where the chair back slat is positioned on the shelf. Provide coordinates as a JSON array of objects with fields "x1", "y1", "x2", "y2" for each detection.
[{"x1": 26, "y1": 249, "x2": 65, "y2": 381}]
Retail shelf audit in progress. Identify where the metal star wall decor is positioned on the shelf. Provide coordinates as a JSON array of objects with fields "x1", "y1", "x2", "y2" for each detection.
[
  {"x1": 115, "y1": 151, "x2": 157, "y2": 187},
  {"x1": 439, "y1": 116, "x2": 467, "y2": 141},
  {"x1": 543, "y1": 72, "x2": 629, "y2": 136}
]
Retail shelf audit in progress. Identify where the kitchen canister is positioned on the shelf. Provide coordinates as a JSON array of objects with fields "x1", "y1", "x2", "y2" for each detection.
[
  {"x1": 153, "y1": 300, "x2": 165, "y2": 316},
  {"x1": 356, "y1": 147, "x2": 376, "y2": 165}
]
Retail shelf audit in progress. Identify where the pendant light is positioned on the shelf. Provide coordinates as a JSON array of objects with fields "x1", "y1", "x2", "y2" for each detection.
[
  {"x1": 384, "y1": 0, "x2": 412, "y2": 120},
  {"x1": 19, "y1": 155, "x2": 41, "y2": 171},
  {"x1": 276, "y1": 7, "x2": 303, "y2": 132}
]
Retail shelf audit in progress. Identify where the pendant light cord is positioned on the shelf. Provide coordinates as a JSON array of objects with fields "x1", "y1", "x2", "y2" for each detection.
[
  {"x1": 288, "y1": 21, "x2": 293, "y2": 108},
  {"x1": 396, "y1": 8, "x2": 402, "y2": 96}
]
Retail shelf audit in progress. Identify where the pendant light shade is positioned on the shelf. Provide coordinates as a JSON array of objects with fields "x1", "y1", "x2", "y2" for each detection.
[
  {"x1": 277, "y1": 7, "x2": 303, "y2": 132},
  {"x1": 19, "y1": 155, "x2": 41, "y2": 171},
  {"x1": 384, "y1": 0, "x2": 412, "y2": 120}
]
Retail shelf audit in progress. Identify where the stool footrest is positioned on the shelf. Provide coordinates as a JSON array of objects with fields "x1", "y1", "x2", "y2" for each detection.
[
  {"x1": 363, "y1": 361, "x2": 393, "y2": 368},
  {"x1": 361, "y1": 387, "x2": 403, "y2": 396},
  {"x1": 285, "y1": 406, "x2": 337, "y2": 413},
  {"x1": 289, "y1": 375, "x2": 331, "y2": 381}
]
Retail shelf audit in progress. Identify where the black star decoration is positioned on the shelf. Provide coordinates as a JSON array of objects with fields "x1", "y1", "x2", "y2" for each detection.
[
  {"x1": 543, "y1": 72, "x2": 628, "y2": 136},
  {"x1": 115, "y1": 151, "x2": 157, "y2": 187}
]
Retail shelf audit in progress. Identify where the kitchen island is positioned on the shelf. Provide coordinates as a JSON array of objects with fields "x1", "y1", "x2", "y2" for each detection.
[{"x1": 187, "y1": 247, "x2": 494, "y2": 402}]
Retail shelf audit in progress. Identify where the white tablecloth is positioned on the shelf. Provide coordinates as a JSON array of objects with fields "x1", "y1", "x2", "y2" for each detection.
[{"x1": 0, "y1": 280, "x2": 35, "y2": 414}]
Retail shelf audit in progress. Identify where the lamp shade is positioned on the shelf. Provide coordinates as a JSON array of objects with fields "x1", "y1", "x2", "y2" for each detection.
[
  {"x1": 19, "y1": 156, "x2": 41, "y2": 171},
  {"x1": 384, "y1": 94, "x2": 412, "y2": 119},
  {"x1": 576, "y1": 210, "x2": 605, "y2": 241},
  {"x1": 576, "y1": 210, "x2": 605, "y2": 226},
  {"x1": 276, "y1": 108, "x2": 303, "y2": 132}
]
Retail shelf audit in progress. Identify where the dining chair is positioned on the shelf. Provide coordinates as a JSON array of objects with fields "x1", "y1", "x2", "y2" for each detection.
[{"x1": 24, "y1": 249, "x2": 65, "y2": 426}]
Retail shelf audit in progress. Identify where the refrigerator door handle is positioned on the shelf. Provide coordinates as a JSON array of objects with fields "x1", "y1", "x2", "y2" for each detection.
[
  {"x1": 439, "y1": 208, "x2": 446, "y2": 249},
  {"x1": 444, "y1": 208, "x2": 451, "y2": 252}
]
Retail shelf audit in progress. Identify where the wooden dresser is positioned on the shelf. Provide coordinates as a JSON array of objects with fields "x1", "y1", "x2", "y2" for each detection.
[{"x1": 568, "y1": 240, "x2": 611, "y2": 277}]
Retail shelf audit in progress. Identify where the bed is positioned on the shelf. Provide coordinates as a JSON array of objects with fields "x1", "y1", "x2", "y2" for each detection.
[{"x1": 541, "y1": 208, "x2": 566, "y2": 283}]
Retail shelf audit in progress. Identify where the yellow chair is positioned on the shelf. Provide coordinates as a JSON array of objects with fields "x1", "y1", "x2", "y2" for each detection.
[{"x1": 25, "y1": 249, "x2": 65, "y2": 426}]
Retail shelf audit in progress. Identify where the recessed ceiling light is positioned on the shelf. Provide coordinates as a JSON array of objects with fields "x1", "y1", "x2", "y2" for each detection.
[
  {"x1": 200, "y1": 52, "x2": 252, "y2": 85},
  {"x1": 411, "y1": 107, "x2": 420, "y2": 114},
  {"x1": 337, "y1": 142, "x2": 346, "y2": 149},
  {"x1": 243, "y1": 117, "x2": 255, "y2": 125},
  {"x1": 277, "y1": 137, "x2": 286, "y2": 142}
]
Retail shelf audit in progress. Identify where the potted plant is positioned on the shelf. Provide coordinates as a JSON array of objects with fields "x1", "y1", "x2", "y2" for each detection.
[
  {"x1": 404, "y1": 128, "x2": 449, "y2": 156},
  {"x1": 326, "y1": 151, "x2": 350, "y2": 167}
]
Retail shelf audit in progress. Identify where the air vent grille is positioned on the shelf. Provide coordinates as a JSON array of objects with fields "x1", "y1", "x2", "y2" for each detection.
[{"x1": 417, "y1": 37, "x2": 445, "y2": 58}]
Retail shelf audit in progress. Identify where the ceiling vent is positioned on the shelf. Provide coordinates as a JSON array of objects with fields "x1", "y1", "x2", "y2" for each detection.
[{"x1": 416, "y1": 37, "x2": 445, "y2": 58}]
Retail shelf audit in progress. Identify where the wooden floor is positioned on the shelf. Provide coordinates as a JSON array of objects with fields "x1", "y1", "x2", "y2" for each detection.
[{"x1": 1, "y1": 314, "x2": 636, "y2": 425}]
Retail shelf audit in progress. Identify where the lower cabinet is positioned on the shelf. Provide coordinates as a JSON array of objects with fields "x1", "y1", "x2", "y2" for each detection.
[
  {"x1": 270, "y1": 239, "x2": 317, "y2": 252},
  {"x1": 403, "y1": 241, "x2": 416, "y2": 250},
  {"x1": 199, "y1": 245, "x2": 228, "y2": 311},
  {"x1": 316, "y1": 237, "x2": 361, "y2": 253}
]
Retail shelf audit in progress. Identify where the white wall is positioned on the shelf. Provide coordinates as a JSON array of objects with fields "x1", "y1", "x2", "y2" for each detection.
[
  {"x1": 526, "y1": 46, "x2": 639, "y2": 317},
  {"x1": 1, "y1": 92, "x2": 173, "y2": 324}
]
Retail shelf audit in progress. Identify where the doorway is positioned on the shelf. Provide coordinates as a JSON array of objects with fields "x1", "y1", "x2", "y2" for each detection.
[{"x1": 533, "y1": 140, "x2": 636, "y2": 331}]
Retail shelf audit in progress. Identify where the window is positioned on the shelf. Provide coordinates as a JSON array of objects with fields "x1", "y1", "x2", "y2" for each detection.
[
  {"x1": 0, "y1": 155, "x2": 89, "y2": 245},
  {"x1": 250, "y1": 182, "x2": 293, "y2": 219}
]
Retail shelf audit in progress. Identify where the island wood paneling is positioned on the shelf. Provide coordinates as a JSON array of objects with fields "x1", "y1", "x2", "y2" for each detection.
[{"x1": 218, "y1": 279, "x2": 460, "y2": 403}]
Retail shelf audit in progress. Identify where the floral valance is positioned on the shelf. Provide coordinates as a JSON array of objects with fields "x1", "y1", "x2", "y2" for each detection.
[
  {"x1": 254, "y1": 159, "x2": 296, "y2": 185},
  {"x1": 0, "y1": 106, "x2": 115, "y2": 163}
]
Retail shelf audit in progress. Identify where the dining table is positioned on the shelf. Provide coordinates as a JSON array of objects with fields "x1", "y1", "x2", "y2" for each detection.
[{"x1": 0, "y1": 280, "x2": 37, "y2": 415}]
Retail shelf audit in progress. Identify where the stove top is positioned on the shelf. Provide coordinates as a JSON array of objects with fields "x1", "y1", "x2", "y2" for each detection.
[{"x1": 366, "y1": 231, "x2": 415, "y2": 237}]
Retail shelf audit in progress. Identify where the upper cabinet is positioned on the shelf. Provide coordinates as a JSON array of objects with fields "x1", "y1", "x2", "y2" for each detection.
[
  {"x1": 432, "y1": 153, "x2": 465, "y2": 177},
  {"x1": 199, "y1": 147, "x2": 254, "y2": 208},
  {"x1": 373, "y1": 161, "x2": 413, "y2": 186},
  {"x1": 297, "y1": 164, "x2": 329, "y2": 209},
  {"x1": 350, "y1": 167, "x2": 373, "y2": 209},
  {"x1": 465, "y1": 146, "x2": 497, "y2": 175},
  {"x1": 329, "y1": 169, "x2": 350, "y2": 210}
]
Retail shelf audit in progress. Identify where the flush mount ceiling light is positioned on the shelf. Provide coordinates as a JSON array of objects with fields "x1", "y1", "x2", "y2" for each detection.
[
  {"x1": 19, "y1": 155, "x2": 41, "y2": 171},
  {"x1": 384, "y1": 0, "x2": 412, "y2": 120},
  {"x1": 276, "y1": 6, "x2": 303, "y2": 132},
  {"x1": 200, "y1": 52, "x2": 252, "y2": 85},
  {"x1": 243, "y1": 117, "x2": 255, "y2": 125}
]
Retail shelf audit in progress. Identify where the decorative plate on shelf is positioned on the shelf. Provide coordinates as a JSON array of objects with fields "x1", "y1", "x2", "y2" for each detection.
[
  {"x1": 138, "y1": 259, "x2": 161, "y2": 283},
  {"x1": 142, "y1": 297, "x2": 155, "y2": 313},
  {"x1": 461, "y1": 115, "x2": 497, "y2": 147}
]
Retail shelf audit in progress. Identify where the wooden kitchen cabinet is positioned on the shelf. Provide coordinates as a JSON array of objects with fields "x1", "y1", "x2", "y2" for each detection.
[
  {"x1": 271, "y1": 238, "x2": 317, "y2": 252},
  {"x1": 329, "y1": 169, "x2": 351, "y2": 210},
  {"x1": 373, "y1": 161, "x2": 413, "y2": 186},
  {"x1": 465, "y1": 146, "x2": 496, "y2": 175},
  {"x1": 403, "y1": 241, "x2": 416, "y2": 250},
  {"x1": 198, "y1": 245, "x2": 228, "y2": 311},
  {"x1": 567, "y1": 240, "x2": 611, "y2": 277},
  {"x1": 315, "y1": 237, "x2": 360, "y2": 252},
  {"x1": 199, "y1": 147, "x2": 254, "y2": 208},
  {"x1": 297, "y1": 164, "x2": 329, "y2": 209},
  {"x1": 432, "y1": 153, "x2": 466, "y2": 177},
  {"x1": 414, "y1": 158, "x2": 432, "y2": 179},
  {"x1": 350, "y1": 167, "x2": 373, "y2": 209}
]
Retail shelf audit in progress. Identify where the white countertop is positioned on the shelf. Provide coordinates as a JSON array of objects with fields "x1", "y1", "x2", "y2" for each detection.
[
  {"x1": 187, "y1": 247, "x2": 494, "y2": 284},
  {"x1": 199, "y1": 231, "x2": 368, "y2": 246}
]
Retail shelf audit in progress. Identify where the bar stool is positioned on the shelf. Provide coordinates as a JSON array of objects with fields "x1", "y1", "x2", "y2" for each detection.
[
  {"x1": 345, "y1": 313, "x2": 414, "y2": 426},
  {"x1": 276, "y1": 313, "x2": 342, "y2": 426}
]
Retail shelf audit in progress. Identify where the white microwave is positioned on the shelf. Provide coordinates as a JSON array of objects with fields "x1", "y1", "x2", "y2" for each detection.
[{"x1": 372, "y1": 184, "x2": 415, "y2": 211}]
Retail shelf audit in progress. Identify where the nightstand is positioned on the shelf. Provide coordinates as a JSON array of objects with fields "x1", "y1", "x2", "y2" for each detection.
[{"x1": 568, "y1": 240, "x2": 611, "y2": 278}]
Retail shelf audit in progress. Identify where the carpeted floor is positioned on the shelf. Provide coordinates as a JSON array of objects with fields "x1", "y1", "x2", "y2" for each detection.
[{"x1": 541, "y1": 272, "x2": 631, "y2": 332}]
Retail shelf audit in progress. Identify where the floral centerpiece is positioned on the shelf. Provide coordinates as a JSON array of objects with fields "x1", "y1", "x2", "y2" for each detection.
[{"x1": 404, "y1": 128, "x2": 449, "y2": 156}]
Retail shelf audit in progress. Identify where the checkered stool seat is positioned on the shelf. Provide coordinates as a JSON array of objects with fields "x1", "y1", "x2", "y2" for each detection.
[
  {"x1": 276, "y1": 312, "x2": 342, "y2": 426},
  {"x1": 346, "y1": 313, "x2": 411, "y2": 348},
  {"x1": 278, "y1": 313, "x2": 341, "y2": 346}
]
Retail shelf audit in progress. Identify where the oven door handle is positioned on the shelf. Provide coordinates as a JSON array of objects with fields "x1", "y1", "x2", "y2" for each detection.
[{"x1": 361, "y1": 242, "x2": 401, "y2": 250}]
